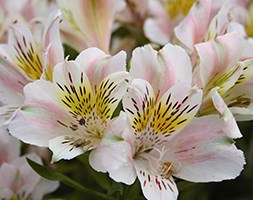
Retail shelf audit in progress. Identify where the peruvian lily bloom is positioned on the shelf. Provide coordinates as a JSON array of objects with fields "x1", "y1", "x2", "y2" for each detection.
[
  {"x1": 0, "y1": 130, "x2": 59, "y2": 200},
  {"x1": 90, "y1": 43, "x2": 245, "y2": 199},
  {"x1": 0, "y1": 10, "x2": 63, "y2": 125},
  {"x1": 0, "y1": 153, "x2": 59, "y2": 200},
  {"x1": 174, "y1": 0, "x2": 253, "y2": 57},
  {"x1": 56, "y1": 0, "x2": 125, "y2": 53},
  {"x1": 9, "y1": 48, "x2": 129, "y2": 163},
  {"x1": 90, "y1": 81, "x2": 245, "y2": 200},
  {"x1": 195, "y1": 32, "x2": 253, "y2": 138}
]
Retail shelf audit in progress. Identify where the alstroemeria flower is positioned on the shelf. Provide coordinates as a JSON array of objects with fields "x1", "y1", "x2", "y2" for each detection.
[
  {"x1": 195, "y1": 33, "x2": 253, "y2": 138},
  {"x1": 143, "y1": 0, "x2": 196, "y2": 45},
  {"x1": 0, "y1": 153, "x2": 59, "y2": 200},
  {"x1": 0, "y1": 10, "x2": 63, "y2": 125},
  {"x1": 90, "y1": 81, "x2": 245, "y2": 200},
  {"x1": 174, "y1": 0, "x2": 253, "y2": 56},
  {"x1": 0, "y1": 130, "x2": 59, "y2": 199},
  {"x1": 9, "y1": 48, "x2": 129, "y2": 162},
  {"x1": 57, "y1": 0, "x2": 125, "y2": 53}
]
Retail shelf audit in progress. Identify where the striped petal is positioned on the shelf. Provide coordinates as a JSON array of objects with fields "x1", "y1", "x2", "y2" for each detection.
[
  {"x1": 76, "y1": 48, "x2": 126, "y2": 92},
  {"x1": 223, "y1": 58, "x2": 253, "y2": 120},
  {"x1": 96, "y1": 71, "x2": 129, "y2": 121},
  {"x1": 7, "y1": 24, "x2": 43, "y2": 80},
  {"x1": 123, "y1": 79, "x2": 156, "y2": 133},
  {"x1": 124, "y1": 79, "x2": 202, "y2": 148},
  {"x1": 53, "y1": 61, "x2": 96, "y2": 119},
  {"x1": 49, "y1": 135, "x2": 86, "y2": 163},
  {"x1": 135, "y1": 161, "x2": 178, "y2": 200},
  {"x1": 150, "y1": 83, "x2": 202, "y2": 139}
]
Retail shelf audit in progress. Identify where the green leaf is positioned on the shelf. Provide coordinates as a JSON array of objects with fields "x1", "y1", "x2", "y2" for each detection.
[
  {"x1": 177, "y1": 180, "x2": 196, "y2": 191},
  {"x1": 124, "y1": 180, "x2": 142, "y2": 200},
  {"x1": 77, "y1": 154, "x2": 111, "y2": 191},
  {"x1": 27, "y1": 158, "x2": 113, "y2": 200},
  {"x1": 107, "y1": 181, "x2": 124, "y2": 197}
]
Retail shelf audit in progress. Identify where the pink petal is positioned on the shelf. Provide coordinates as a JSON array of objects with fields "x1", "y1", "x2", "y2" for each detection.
[
  {"x1": 164, "y1": 115, "x2": 245, "y2": 182},
  {"x1": 0, "y1": 129, "x2": 21, "y2": 164},
  {"x1": 175, "y1": 0, "x2": 212, "y2": 51},
  {"x1": 143, "y1": 0, "x2": 170, "y2": 45},
  {"x1": 130, "y1": 44, "x2": 192, "y2": 97},
  {"x1": 8, "y1": 80, "x2": 75, "y2": 147},
  {"x1": 76, "y1": 48, "x2": 126, "y2": 92},
  {"x1": 144, "y1": 18, "x2": 170, "y2": 45},
  {"x1": 57, "y1": 0, "x2": 124, "y2": 52},
  {"x1": 195, "y1": 32, "x2": 244, "y2": 89},
  {"x1": 0, "y1": 45, "x2": 27, "y2": 105},
  {"x1": 0, "y1": 163, "x2": 17, "y2": 190}
]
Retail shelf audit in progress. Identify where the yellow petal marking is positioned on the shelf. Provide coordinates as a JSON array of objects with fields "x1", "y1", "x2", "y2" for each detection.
[
  {"x1": 13, "y1": 40, "x2": 43, "y2": 80},
  {"x1": 55, "y1": 71, "x2": 95, "y2": 118}
]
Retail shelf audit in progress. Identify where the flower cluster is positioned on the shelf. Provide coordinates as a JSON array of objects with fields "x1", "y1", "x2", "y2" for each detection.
[{"x1": 1, "y1": 0, "x2": 253, "y2": 199}]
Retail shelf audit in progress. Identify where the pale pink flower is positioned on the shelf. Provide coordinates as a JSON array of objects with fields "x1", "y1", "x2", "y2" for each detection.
[
  {"x1": 8, "y1": 48, "x2": 129, "y2": 163},
  {"x1": 195, "y1": 33, "x2": 253, "y2": 138},
  {"x1": 90, "y1": 88, "x2": 244, "y2": 200},
  {"x1": 0, "y1": 10, "x2": 63, "y2": 125},
  {"x1": 90, "y1": 43, "x2": 245, "y2": 199},
  {"x1": 0, "y1": 153, "x2": 59, "y2": 200},
  {"x1": 174, "y1": 0, "x2": 253, "y2": 55},
  {"x1": 0, "y1": 129, "x2": 59, "y2": 200}
]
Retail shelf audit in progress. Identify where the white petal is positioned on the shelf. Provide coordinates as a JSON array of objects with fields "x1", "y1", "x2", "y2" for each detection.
[
  {"x1": 90, "y1": 141, "x2": 136, "y2": 185},
  {"x1": 135, "y1": 161, "x2": 178, "y2": 200},
  {"x1": 144, "y1": 18, "x2": 169, "y2": 45},
  {"x1": 49, "y1": 136, "x2": 85, "y2": 163}
]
